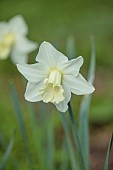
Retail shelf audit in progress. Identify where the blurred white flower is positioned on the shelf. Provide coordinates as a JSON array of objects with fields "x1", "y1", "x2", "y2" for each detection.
[
  {"x1": 0, "y1": 15, "x2": 38, "y2": 64},
  {"x1": 17, "y1": 41, "x2": 95, "y2": 112}
]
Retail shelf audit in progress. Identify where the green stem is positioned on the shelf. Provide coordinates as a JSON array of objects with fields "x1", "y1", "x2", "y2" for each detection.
[
  {"x1": 60, "y1": 113, "x2": 79, "y2": 170},
  {"x1": 68, "y1": 102, "x2": 85, "y2": 170}
]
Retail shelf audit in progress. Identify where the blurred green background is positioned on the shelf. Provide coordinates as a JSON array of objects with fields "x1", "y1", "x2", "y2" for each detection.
[
  {"x1": 0, "y1": 0, "x2": 113, "y2": 169},
  {"x1": 0, "y1": 0, "x2": 113, "y2": 122}
]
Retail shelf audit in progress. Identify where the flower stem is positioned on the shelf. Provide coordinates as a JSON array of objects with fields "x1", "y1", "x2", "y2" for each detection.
[
  {"x1": 60, "y1": 113, "x2": 79, "y2": 170},
  {"x1": 68, "y1": 102, "x2": 85, "y2": 170}
]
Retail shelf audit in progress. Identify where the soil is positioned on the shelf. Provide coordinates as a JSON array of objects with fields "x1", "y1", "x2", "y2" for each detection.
[{"x1": 90, "y1": 125, "x2": 113, "y2": 170}]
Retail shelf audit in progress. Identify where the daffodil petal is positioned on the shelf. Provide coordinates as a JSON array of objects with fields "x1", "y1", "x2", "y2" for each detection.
[
  {"x1": 25, "y1": 82, "x2": 43, "y2": 102},
  {"x1": 55, "y1": 99, "x2": 68, "y2": 112},
  {"x1": 64, "y1": 73, "x2": 95, "y2": 95},
  {"x1": 0, "y1": 22, "x2": 9, "y2": 37},
  {"x1": 11, "y1": 49, "x2": 28, "y2": 64},
  {"x1": 9, "y1": 15, "x2": 28, "y2": 35},
  {"x1": 62, "y1": 80, "x2": 71, "y2": 102},
  {"x1": 17, "y1": 63, "x2": 47, "y2": 83},
  {"x1": 61, "y1": 56, "x2": 83, "y2": 76},
  {"x1": 36, "y1": 41, "x2": 68, "y2": 67},
  {"x1": 0, "y1": 22, "x2": 7, "y2": 30},
  {"x1": 16, "y1": 37, "x2": 38, "y2": 53}
]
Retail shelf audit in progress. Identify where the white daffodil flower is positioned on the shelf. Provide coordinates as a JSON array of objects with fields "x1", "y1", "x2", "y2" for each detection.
[
  {"x1": 17, "y1": 41, "x2": 95, "y2": 112},
  {"x1": 0, "y1": 15, "x2": 38, "y2": 64}
]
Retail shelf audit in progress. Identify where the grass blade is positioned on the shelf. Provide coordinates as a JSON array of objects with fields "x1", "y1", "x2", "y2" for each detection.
[
  {"x1": 68, "y1": 102, "x2": 85, "y2": 170},
  {"x1": 60, "y1": 141, "x2": 68, "y2": 170},
  {"x1": 78, "y1": 37, "x2": 96, "y2": 170},
  {"x1": 88, "y1": 36, "x2": 96, "y2": 84},
  {"x1": 0, "y1": 133, "x2": 14, "y2": 170},
  {"x1": 28, "y1": 102, "x2": 55, "y2": 170},
  {"x1": 46, "y1": 115, "x2": 55, "y2": 170},
  {"x1": 10, "y1": 81, "x2": 34, "y2": 170},
  {"x1": 39, "y1": 102, "x2": 55, "y2": 170},
  {"x1": 60, "y1": 113, "x2": 79, "y2": 170},
  {"x1": 66, "y1": 35, "x2": 76, "y2": 59},
  {"x1": 104, "y1": 133, "x2": 113, "y2": 170},
  {"x1": 28, "y1": 103, "x2": 46, "y2": 170},
  {"x1": 78, "y1": 95, "x2": 91, "y2": 170},
  {"x1": 0, "y1": 133, "x2": 19, "y2": 170}
]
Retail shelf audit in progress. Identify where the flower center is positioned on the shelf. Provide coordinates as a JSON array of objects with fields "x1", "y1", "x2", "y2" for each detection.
[
  {"x1": 0, "y1": 42, "x2": 11, "y2": 59},
  {"x1": 4, "y1": 33, "x2": 15, "y2": 46},
  {"x1": 40, "y1": 69, "x2": 65, "y2": 104},
  {"x1": 0, "y1": 33, "x2": 15, "y2": 59}
]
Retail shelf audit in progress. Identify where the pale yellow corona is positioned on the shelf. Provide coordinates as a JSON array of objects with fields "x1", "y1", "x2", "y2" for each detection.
[
  {"x1": 40, "y1": 69, "x2": 65, "y2": 104},
  {"x1": 0, "y1": 33, "x2": 15, "y2": 59},
  {"x1": 0, "y1": 42, "x2": 11, "y2": 59},
  {"x1": 4, "y1": 33, "x2": 15, "y2": 46}
]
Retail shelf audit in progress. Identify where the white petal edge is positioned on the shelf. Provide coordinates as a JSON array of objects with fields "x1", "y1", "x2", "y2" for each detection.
[
  {"x1": 11, "y1": 49, "x2": 28, "y2": 64},
  {"x1": 9, "y1": 15, "x2": 28, "y2": 35},
  {"x1": 25, "y1": 82, "x2": 43, "y2": 102},
  {"x1": 36, "y1": 41, "x2": 68, "y2": 67},
  {"x1": 55, "y1": 99, "x2": 68, "y2": 112},
  {"x1": 64, "y1": 73, "x2": 95, "y2": 95},
  {"x1": 55, "y1": 81, "x2": 71, "y2": 112},
  {"x1": 16, "y1": 37, "x2": 38, "y2": 53},
  {"x1": 61, "y1": 56, "x2": 83, "y2": 76},
  {"x1": 62, "y1": 80, "x2": 71, "y2": 103},
  {"x1": 0, "y1": 22, "x2": 9, "y2": 38},
  {"x1": 17, "y1": 63, "x2": 47, "y2": 83}
]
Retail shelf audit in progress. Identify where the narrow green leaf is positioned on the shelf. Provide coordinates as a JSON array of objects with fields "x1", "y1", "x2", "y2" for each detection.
[
  {"x1": 78, "y1": 37, "x2": 96, "y2": 170},
  {"x1": 39, "y1": 102, "x2": 55, "y2": 170},
  {"x1": 68, "y1": 102, "x2": 85, "y2": 170},
  {"x1": 28, "y1": 102, "x2": 55, "y2": 170},
  {"x1": 0, "y1": 133, "x2": 14, "y2": 170},
  {"x1": 104, "y1": 133, "x2": 113, "y2": 170},
  {"x1": 78, "y1": 95, "x2": 91, "y2": 170},
  {"x1": 0, "y1": 133, "x2": 19, "y2": 170},
  {"x1": 28, "y1": 103, "x2": 46, "y2": 170},
  {"x1": 60, "y1": 141, "x2": 68, "y2": 170},
  {"x1": 10, "y1": 81, "x2": 34, "y2": 170},
  {"x1": 66, "y1": 36, "x2": 84, "y2": 170},
  {"x1": 46, "y1": 115, "x2": 55, "y2": 170},
  {"x1": 66, "y1": 35, "x2": 76, "y2": 59},
  {"x1": 88, "y1": 36, "x2": 96, "y2": 84},
  {"x1": 60, "y1": 113, "x2": 79, "y2": 170}
]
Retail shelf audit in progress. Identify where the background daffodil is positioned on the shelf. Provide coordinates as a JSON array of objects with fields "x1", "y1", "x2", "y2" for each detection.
[
  {"x1": 17, "y1": 41, "x2": 95, "y2": 112},
  {"x1": 0, "y1": 15, "x2": 38, "y2": 64}
]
